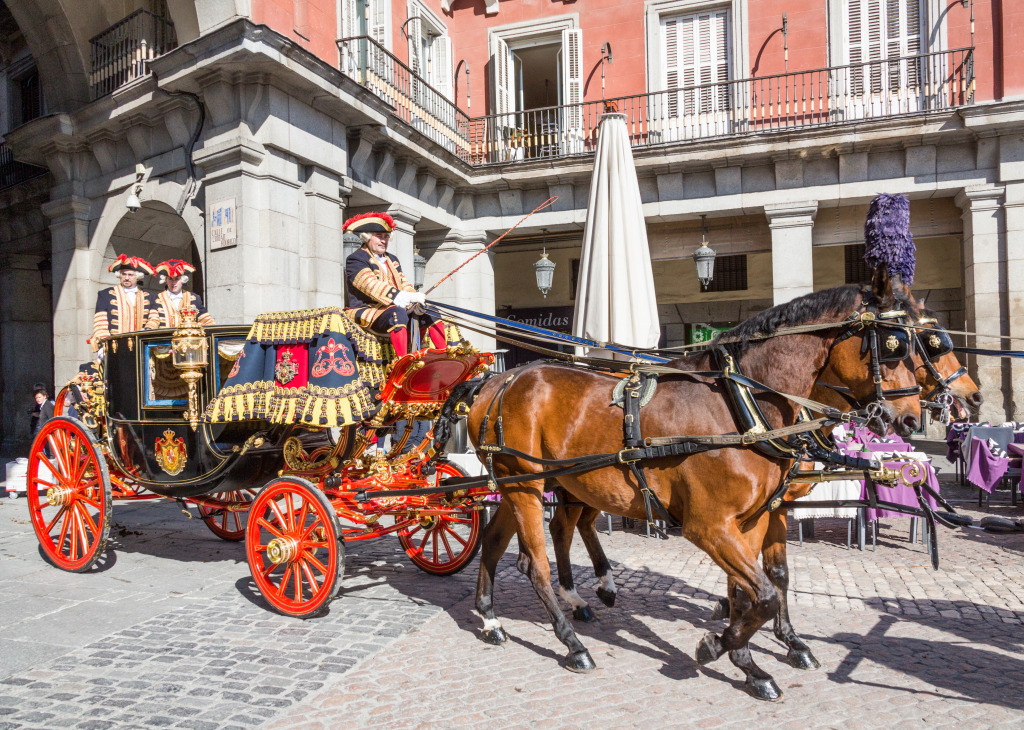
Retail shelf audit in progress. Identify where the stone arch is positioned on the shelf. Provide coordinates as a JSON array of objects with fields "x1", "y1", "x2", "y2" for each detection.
[
  {"x1": 5, "y1": 0, "x2": 92, "y2": 112},
  {"x1": 91, "y1": 181, "x2": 205, "y2": 299}
]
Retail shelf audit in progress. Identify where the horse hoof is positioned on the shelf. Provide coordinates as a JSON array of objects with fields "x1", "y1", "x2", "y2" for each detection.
[
  {"x1": 573, "y1": 605, "x2": 597, "y2": 622},
  {"x1": 711, "y1": 598, "x2": 730, "y2": 621},
  {"x1": 481, "y1": 627, "x2": 508, "y2": 646},
  {"x1": 695, "y1": 633, "x2": 724, "y2": 666},
  {"x1": 596, "y1": 587, "x2": 616, "y2": 608},
  {"x1": 564, "y1": 650, "x2": 597, "y2": 673},
  {"x1": 786, "y1": 648, "x2": 821, "y2": 670},
  {"x1": 744, "y1": 676, "x2": 783, "y2": 702}
]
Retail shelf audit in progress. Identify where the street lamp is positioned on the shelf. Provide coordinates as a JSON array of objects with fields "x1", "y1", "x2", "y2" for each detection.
[
  {"x1": 693, "y1": 215, "x2": 717, "y2": 290},
  {"x1": 413, "y1": 247, "x2": 427, "y2": 290},
  {"x1": 534, "y1": 229, "x2": 555, "y2": 298},
  {"x1": 37, "y1": 256, "x2": 52, "y2": 288}
]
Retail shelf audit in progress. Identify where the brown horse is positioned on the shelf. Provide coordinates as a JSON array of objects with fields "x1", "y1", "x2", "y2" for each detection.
[
  {"x1": 466, "y1": 284, "x2": 922, "y2": 699},
  {"x1": 545, "y1": 297, "x2": 982, "y2": 673}
]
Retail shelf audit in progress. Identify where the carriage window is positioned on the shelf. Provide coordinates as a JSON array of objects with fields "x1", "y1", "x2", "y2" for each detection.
[
  {"x1": 215, "y1": 338, "x2": 247, "y2": 391},
  {"x1": 145, "y1": 343, "x2": 188, "y2": 406}
]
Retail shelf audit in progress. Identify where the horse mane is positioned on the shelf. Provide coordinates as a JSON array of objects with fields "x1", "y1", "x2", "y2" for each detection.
[{"x1": 713, "y1": 285, "x2": 867, "y2": 357}]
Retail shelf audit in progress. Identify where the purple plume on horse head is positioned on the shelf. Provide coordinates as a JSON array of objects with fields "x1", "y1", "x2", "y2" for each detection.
[{"x1": 864, "y1": 193, "x2": 916, "y2": 285}]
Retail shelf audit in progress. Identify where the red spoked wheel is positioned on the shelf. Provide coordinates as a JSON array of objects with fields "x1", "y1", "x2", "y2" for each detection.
[
  {"x1": 246, "y1": 477, "x2": 344, "y2": 618},
  {"x1": 197, "y1": 489, "x2": 258, "y2": 541},
  {"x1": 399, "y1": 460, "x2": 481, "y2": 576},
  {"x1": 26, "y1": 417, "x2": 112, "y2": 572}
]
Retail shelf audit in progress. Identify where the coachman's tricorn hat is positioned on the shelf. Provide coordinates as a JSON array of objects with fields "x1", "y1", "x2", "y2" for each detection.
[
  {"x1": 108, "y1": 254, "x2": 154, "y2": 275},
  {"x1": 343, "y1": 211, "x2": 396, "y2": 235},
  {"x1": 155, "y1": 259, "x2": 196, "y2": 279}
]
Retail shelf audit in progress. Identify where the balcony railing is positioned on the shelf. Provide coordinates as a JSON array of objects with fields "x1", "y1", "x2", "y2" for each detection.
[
  {"x1": 338, "y1": 44, "x2": 973, "y2": 166},
  {"x1": 338, "y1": 36, "x2": 473, "y2": 162},
  {"x1": 0, "y1": 142, "x2": 47, "y2": 191},
  {"x1": 89, "y1": 9, "x2": 177, "y2": 100}
]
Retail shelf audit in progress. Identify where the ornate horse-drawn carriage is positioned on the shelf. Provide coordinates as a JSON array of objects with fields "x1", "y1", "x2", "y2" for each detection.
[{"x1": 27, "y1": 305, "x2": 493, "y2": 617}]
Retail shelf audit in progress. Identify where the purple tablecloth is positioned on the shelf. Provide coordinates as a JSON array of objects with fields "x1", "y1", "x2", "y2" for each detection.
[
  {"x1": 946, "y1": 428, "x2": 967, "y2": 461},
  {"x1": 965, "y1": 438, "x2": 1009, "y2": 493},
  {"x1": 841, "y1": 444, "x2": 938, "y2": 522}
]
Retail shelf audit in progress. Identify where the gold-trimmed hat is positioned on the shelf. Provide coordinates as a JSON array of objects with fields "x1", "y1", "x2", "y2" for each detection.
[
  {"x1": 343, "y1": 211, "x2": 396, "y2": 235},
  {"x1": 108, "y1": 254, "x2": 154, "y2": 275}
]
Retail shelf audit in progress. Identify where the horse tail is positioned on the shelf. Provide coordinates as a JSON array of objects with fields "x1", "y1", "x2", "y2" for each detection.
[{"x1": 434, "y1": 372, "x2": 495, "y2": 452}]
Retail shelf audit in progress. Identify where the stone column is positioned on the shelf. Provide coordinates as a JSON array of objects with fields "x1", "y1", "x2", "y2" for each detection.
[
  {"x1": 425, "y1": 231, "x2": 495, "y2": 351},
  {"x1": 303, "y1": 167, "x2": 345, "y2": 309},
  {"x1": 1006, "y1": 182, "x2": 1024, "y2": 419},
  {"x1": 387, "y1": 205, "x2": 420, "y2": 278},
  {"x1": 765, "y1": 202, "x2": 817, "y2": 305},
  {"x1": 956, "y1": 185, "x2": 1006, "y2": 421},
  {"x1": 0, "y1": 255, "x2": 55, "y2": 453},
  {"x1": 41, "y1": 195, "x2": 98, "y2": 386}
]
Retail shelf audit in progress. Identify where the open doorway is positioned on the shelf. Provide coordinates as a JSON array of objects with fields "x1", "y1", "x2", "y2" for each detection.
[{"x1": 490, "y1": 28, "x2": 583, "y2": 161}]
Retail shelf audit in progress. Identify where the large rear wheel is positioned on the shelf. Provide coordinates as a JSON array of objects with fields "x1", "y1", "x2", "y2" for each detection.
[
  {"x1": 198, "y1": 489, "x2": 258, "y2": 541},
  {"x1": 399, "y1": 460, "x2": 481, "y2": 576},
  {"x1": 26, "y1": 417, "x2": 112, "y2": 572},
  {"x1": 246, "y1": 477, "x2": 344, "y2": 618}
]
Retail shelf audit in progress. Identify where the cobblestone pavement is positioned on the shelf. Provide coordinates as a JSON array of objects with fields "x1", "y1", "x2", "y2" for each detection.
[{"x1": 1, "y1": 482, "x2": 1023, "y2": 729}]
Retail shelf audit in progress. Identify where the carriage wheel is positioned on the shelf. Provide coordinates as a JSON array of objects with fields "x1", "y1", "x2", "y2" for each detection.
[
  {"x1": 246, "y1": 477, "x2": 344, "y2": 618},
  {"x1": 399, "y1": 461, "x2": 481, "y2": 576},
  {"x1": 26, "y1": 417, "x2": 112, "y2": 572},
  {"x1": 198, "y1": 489, "x2": 258, "y2": 541}
]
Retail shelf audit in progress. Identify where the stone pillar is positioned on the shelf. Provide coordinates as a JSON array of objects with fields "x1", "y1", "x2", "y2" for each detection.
[
  {"x1": 1006, "y1": 182, "x2": 1024, "y2": 419},
  {"x1": 42, "y1": 195, "x2": 98, "y2": 386},
  {"x1": 303, "y1": 167, "x2": 345, "y2": 309},
  {"x1": 0, "y1": 255, "x2": 55, "y2": 453},
  {"x1": 425, "y1": 231, "x2": 495, "y2": 351},
  {"x1": 387, "y1": 205, "x2": 420, "y2": 277},
  {"x1": 765, "y1": 202, "x2": 817, "y2": 305},
  {"x1": 956, "y1": 185, "x2": 1007, "y2": 421}
]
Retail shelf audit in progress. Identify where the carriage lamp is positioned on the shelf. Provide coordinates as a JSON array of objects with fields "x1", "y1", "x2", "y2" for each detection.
[
  {"x1": 171, "y1": 306, "x2": 209, "y2": 431},
  {"x1": 413, "y1": 247, "x2": 427, "y2": 290},
  {"x1": 693, "y1": 215, "x2": 717, "y2": 290}
]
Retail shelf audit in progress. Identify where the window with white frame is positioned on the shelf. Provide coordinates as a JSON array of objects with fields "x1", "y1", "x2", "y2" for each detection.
[
  {"x1": 662, "y1": 9, "x2": 730, "y2": 115},
  {"x1": 407, "y1": 1, "x2": 453, "y2": 100},
  {"x1": 847, "y1": 0, "x2": 923, "y2": 95}
]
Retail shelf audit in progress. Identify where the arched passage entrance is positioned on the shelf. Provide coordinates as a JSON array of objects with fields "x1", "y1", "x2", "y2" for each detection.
[{"x1": 103, "y1": 200, "x2": 205, "y2": 298}]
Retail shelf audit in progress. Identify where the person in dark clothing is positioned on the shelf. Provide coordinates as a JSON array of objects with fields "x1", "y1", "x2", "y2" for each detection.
[{"x1": 32, "y1": 385, "x2": 55, "y2": 437}]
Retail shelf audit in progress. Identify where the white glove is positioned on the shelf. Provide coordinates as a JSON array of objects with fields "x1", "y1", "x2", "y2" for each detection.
[
  {"x1": 393, "y1": 291, "x2": 414, "y2": 309},
  {"x1": 408, "y1": 291, "x2": 426, "y2": 306}
]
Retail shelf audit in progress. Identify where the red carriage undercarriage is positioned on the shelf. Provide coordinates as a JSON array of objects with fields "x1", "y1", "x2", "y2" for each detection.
[{"x1": 27, "y1": 306, "x2": 495, "y2": 618}]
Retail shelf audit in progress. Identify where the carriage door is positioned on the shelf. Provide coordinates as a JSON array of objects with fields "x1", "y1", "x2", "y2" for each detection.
[
  {"x1": 660, "y1": 9, "x2": 731, "y2": 143},
  {"x1": 845, "y1": 0, "x2": 924, "y2": 119}
]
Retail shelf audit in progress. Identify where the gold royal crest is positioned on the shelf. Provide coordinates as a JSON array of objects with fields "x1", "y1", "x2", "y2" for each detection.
[
  {"x1": 275, "y1": 350, "x2": 299, "y2": 385},
  {"x1": 155, "y1": 429, "x2": 187, "y2": 476}
]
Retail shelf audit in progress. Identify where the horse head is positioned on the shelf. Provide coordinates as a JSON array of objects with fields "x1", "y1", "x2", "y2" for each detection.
[
  {"x1": 905, "y1": 299, "x2": 982, "y2": 423},
  {"x1": 821, "y1": 287, "x2": 923, "y2": 438}
]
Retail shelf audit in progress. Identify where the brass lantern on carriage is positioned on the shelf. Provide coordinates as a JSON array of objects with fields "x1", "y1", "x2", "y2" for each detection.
[{"x1": 171, "y1": 305, "x2": 209, "y2": 431}]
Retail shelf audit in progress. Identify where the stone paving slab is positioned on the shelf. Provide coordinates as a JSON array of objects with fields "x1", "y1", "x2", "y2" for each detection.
[{"x1": 1, "y1": 491, "x2": 1023, "y2": 729}]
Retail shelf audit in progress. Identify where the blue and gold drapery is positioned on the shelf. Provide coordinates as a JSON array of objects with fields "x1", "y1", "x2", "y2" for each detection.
[{"x1": 202, "y1": 307, "x2": 387, "y2": 427}]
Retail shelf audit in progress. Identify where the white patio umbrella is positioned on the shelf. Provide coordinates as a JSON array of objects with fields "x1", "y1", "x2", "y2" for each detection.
[{"x1": 572, "y1": 112, "x2": 660, "y2": 357}]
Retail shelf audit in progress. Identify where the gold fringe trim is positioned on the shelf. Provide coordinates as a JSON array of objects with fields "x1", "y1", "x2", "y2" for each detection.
[{"x1": 202, "y1": 380, "x2": 374, "y2": 427}]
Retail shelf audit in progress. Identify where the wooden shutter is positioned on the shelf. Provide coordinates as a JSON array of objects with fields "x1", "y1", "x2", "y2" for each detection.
[
  {"x1": 663, "y1": 10, "x2": 728, "y2": 115},
  {"x1": 848, "y1": 0, "x2": 922, "y2": 95},
  {"x1": 370, "y1": 0, "x2": 387, "y2": 47},
  {"x1": 408, "y1": 6, "x2": 422, "y2": 76},
  {"x1": 561, "y1": 28, "x2": 583, "y2": 152},
  {"x1": 490, "y1": 35, "x2": 514, "y2": 116},
  {"x1": 663, "y1": 17, "x2": 679, "y2": 116},
  {"x1": 434, "y1": 35, "x2": 453, "y2": 100}
]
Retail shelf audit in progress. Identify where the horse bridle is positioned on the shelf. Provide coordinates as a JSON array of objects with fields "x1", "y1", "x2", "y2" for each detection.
[
  {"x1": 821, "y1": 307, "x2": 922, "y2": 424},
  {"x1": 911, "y1": 317, "x2": 969, "y2": 424}
]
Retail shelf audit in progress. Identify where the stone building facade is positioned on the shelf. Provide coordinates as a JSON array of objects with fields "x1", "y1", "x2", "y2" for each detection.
[{"x1": 1, "y1": 0, "x2": 1023, "y2": 452}]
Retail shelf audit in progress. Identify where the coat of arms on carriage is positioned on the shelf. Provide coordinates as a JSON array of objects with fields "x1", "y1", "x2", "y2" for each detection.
[
  {"x1": 155, "y1": 429, "x2": 187, "y2": 476},
  {"x1": 275, "y1": 350, "x2": 299, "y2": 385}
]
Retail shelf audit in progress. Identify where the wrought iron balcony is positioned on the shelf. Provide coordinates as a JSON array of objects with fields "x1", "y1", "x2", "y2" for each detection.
[
  {"x1": 338, "y1": 43, "x2": 973, "y2": 166},
  {"x1": 338, "y1": 36, "x2": 473, "y2": 162},
  {"x1": 89, "y1": 9, "x2": 177, "y2": 100},
  {"x1": 0, "y1": 142, "x2": 47, "y2": 191}
]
